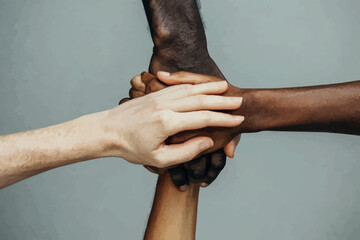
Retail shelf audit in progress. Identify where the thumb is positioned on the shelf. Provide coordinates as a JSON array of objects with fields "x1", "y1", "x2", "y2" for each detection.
[
  {"x1": 155, "y1": 137, "x2": 214, "y2": 167},
  {"x1": 224, "y1": 134, "x2": 241, "y2": 158},
  {"x1": 157, "y1": 71, "x2": 219, "y2": 85}
]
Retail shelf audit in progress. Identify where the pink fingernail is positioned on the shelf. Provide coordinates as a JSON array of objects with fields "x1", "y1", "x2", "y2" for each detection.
[
  {"x1": 200, "y1": 183, "x2": 209, "y2": 188},
  {"x1": 158, "y1": 71, "x2": 171, "y2": 77}
]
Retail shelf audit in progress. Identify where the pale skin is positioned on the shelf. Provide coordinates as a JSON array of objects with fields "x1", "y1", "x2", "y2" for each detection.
[{"x1": 0, "y1": 81, "x2": 244, "y2": 189}]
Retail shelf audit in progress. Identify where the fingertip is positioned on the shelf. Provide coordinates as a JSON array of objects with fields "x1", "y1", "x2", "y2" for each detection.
[
  {"x1": 224, "y1": 143, "x2": 234, "y2": 158},
  {"x1": 179, "y1": 185, "x2": 189, "y2": 191},
  {"x1": 235, "y1": 116, "x2": 245, "y2": 124},
  {"x1": 199, "y1": 138, "x2": 214, "y2": 152},
  {"x1": 215, "y1": 80, "x2": 229, "y2": 91},
  {"x1": 157, "y1": 71, "x2": 171, "y2": 77}
]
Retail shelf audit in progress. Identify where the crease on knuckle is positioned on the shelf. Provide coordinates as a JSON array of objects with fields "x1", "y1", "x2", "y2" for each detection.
[
  {"x1": 203, "y1": 111, "x2": 213, "y2": 123},
  {"x1": 157, "y1": 110, "x2": 173, "y2": 131},
  {"x1": 197, "y1": 95, "x2": 207, "y2": 107}
]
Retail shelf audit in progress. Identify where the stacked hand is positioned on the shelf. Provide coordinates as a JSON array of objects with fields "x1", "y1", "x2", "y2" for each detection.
[
  {"x1": 114, "y1": 80, "x2": 244, "y2": 168},
  {"x1": 121, "y1": 71, "x2": 243, "y2": 189}
]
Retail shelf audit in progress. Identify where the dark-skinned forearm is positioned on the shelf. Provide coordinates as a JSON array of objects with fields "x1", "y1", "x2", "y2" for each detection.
[
  {"x1": 144, "y1": 173, "x2": 199, "y2": 240},
  {"x1": 143, "y1": 1, "x2": 204, "y2": 239},
  {"x1": 142, "y1": 0, "x2": 225, "y2": 78},
  {"x1": 229, "y1": 81, "x2": 360, "y2": 135}
]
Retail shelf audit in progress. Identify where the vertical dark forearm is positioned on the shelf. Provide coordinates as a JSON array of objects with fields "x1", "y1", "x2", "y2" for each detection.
[
  {"x1": 144, "y1": 173, "x2": 199, "y2": 240},
  {"x1": 142, "y1": 0, "x2": 207, "y2": 52},
  {"x1": 142, "y1": 0, "x2": 225, "y2": 78},
  {"x1": 143, "y1": 1, "x2": 202, "y2": 239}
]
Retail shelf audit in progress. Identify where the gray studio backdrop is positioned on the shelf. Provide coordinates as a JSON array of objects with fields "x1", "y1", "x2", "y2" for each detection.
[{"x1": 1, "y1": 0, "x2": 360, "y2": 239}]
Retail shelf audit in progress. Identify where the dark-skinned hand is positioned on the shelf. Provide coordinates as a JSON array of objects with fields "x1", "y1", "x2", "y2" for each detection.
[{"x1": 120, "y1": 71, "x2": 242, "y2": 190}]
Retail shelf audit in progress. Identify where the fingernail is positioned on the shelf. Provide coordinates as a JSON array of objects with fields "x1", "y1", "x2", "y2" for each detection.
[
  {"x1": 200, "y1": 139, "x2": 214, "y2": 151},
  {"x1": 235, "y1": 116, "x2": 245, "y2": 122},
  {"x1": 217, "y1": 81, "x2": 228, "y2": 87},
  {"x1": 231, "y1": 97, "x2": 243, "y2": 105},
  {"x1": 200, "y1": 183, "x2": 209, "y2": 188},
  {"x1": 179, "y1": 185, "x2": 189, "y2": 191},
  {"x1": 158, "y1": 71, "x2": 171, "y2": 77}
]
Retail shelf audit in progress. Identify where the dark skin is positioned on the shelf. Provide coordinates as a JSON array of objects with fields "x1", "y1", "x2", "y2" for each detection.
[
  {"x1": 121, "y1": 0, "x2": 230, "y2": 189},
  {"x1": 131, "y1": 71, "x2": 360, "y2": 154}
]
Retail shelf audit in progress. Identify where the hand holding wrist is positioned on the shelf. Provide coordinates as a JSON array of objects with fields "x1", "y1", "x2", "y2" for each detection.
[{"x1": 106, "y1": 81, "x2": 244, "y2": 168}]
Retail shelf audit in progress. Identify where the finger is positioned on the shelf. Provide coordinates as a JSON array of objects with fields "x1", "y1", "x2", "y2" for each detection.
[
  {"x1": 141, "y1": 72, "x2": 156, "y2": 84},
  {"x1": 129, "y1": 88, "x2": 145, "y2": 98},
  {"x1": 130, "y1": 75, "x2": 146, "y2": 92},
  {"x1": 165, "y1": 95, "x2": 243, "y2": 112},
  {"x1": 155, "y1": 137, "x2": 214, "y2": 168},
  {"x1": 165, "y1": 111, "x2": 244, "y2": 136},
  {"x1": 201, "y1": 149, "x2": 227, "y2": 187},
  {"x1": 145, "y1": 78, "x2": 168, "y2": 94},
  {"x1": 151, "y1": 80, "x2": 228, "y2": 100},
  {"x1": 168, "y1": 165, "x2": 189, "y2": 191},
  {"x1": 184, "y1": 154, "x2": 209, "y2": 183},
  {"x1": 119, "y1": 98, "x2": 130, "y2": 105},
  {"x1": 157, "y1": 71, "x2": 221, "y2": 85},
  {"x1": 224, "y1": 134, "x2": 241, "y2": 158}
]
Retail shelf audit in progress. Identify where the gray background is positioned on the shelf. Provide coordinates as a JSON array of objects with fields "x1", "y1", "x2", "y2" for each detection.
[{"x1": 0, "y1": 0, "x2": 359, "y2": 239}]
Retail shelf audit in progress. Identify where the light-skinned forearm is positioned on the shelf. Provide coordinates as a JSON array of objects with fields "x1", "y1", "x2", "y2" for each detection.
[
  {"x1": 0, "y1": 112, "x2": 108, "y2": 189},
  {"x1": 0, "y1": 83, "x2": 243, "y2": 189},
  {"x1": 144, "y1": 173, "x2": 199, "y2": 240}
]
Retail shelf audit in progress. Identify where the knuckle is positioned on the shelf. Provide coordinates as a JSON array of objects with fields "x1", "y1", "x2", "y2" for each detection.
[
  {"x1": 157, "y1": 110, "x2": 173, "y2": 130},
  {"x1": 197, "y1": 95, "x2": 207, "y2": 106},
  {"x1": 189, "y1": 167, "x2": 206, "y2": 180},
  {"x1": 204, "y1": 111, "x2": 213, "y2": 122},
  {"x1": 207, "y1": 169, "x2": 218, "y2": 180},
  {"x1": 212, "y1": 157, "x2": 226, "y2": 170},
  {"x1": 169, "y1": 167, "x2": 188, "y2": 187},
  {"x1": 150, "y1": 99, "x2": 164, "y2": 111},
  {"x1": 130, "y1": 75, "x2": 139, "y2": 85},
  {"x1": 152, "y1": 102, "x2": 162, "y2": 111}
]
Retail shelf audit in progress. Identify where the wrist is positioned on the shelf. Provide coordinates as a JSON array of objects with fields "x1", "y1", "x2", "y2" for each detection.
[
  {"x1": 223, "y1": 86, "x2": 274, "y2": 133},
  {"x1": 76, "y1": 110, "x2": 119, "y2": 159},
  {"x1": 237, "y1": 88, "x2": 294, "y2": 133},
  {"x1": 150, "y1": 42, "x2": 210, "y2": 73}
]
